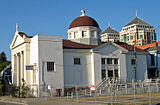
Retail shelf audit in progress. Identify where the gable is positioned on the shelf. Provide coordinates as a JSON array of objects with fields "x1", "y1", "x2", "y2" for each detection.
[
  {"x1": 93, "y1": 42, "x2": 128, "y2": 54},
  {"x1": 10, "y1": 33, "x2": 25, "y2": 49},
  {"x1": 98, "y1": 44, "x2": 122, "y2": 56},
  {"x1": 14, "y1": 35, "x2": 24, "y2": 46}
]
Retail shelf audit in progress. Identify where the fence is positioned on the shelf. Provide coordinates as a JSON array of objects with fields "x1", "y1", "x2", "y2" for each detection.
[
  {"x1": 0, "y1": 84, "x2": 39, "y2": 98},
  {"x1": 65, "y1": 79, "x2": 160, "y2": 105}
]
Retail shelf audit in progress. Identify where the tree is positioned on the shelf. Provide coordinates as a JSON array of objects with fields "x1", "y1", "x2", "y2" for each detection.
[
  {"x1": 0, "y1": 52, "x2": 10, "y2": 72},
  {"x1": 0, "y1": 52, "x2": 7, "y2": 63},
  {"x1": 0, "y1": 61, "x2": 10, "y2": 72}
]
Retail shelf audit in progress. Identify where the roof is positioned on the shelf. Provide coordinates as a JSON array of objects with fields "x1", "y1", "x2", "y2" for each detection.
[
  {"x1": 115, "y1": 42, "x2": 145, "y2": 52},
  {"x1": 18, "y1": 32, "x2": 32, "y2": 38},
  {"x1": 63, "y1": 40, "x2": 98, "y2": 49},
  {"x1": 137, "y1": 42, "x2": 160, "y2": 50},
  {"x1": 147, "y1": 46, "x2": 160, "y2": 51},
  {"x1": 69, "y1": 16, "x2": 99, "y2": 29},
  {"x1": 63, "y1": 40, "x2": 144, "y2": 52},
  {"x1": 102, "y1": 26, "x2": 119, "y2": 34},
  {"x1": 125, "y1": 17, "x2": 152, "y2": 27}
]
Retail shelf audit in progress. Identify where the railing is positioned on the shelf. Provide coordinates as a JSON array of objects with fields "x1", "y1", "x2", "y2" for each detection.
[{"x1": 65, "y1": 78, "x2": 160, "y2": 99}]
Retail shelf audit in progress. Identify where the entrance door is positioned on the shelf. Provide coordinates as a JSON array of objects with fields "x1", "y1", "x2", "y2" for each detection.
[{"x1": 108, "y1": 70, "x2": 113, "y2": 78}]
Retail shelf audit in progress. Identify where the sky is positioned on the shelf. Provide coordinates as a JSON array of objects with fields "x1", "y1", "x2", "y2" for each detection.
[{"x1": 0, "y1": 0, "x2": 160, "y2": 60}]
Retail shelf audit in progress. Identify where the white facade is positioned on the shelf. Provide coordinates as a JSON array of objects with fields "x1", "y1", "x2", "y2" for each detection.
[
  {"x1": 68, "y1": 26, "x2": 101, "y2": 45},
  {"x1": 10, "y1": 31, "x2": 64, "y2": 96}
]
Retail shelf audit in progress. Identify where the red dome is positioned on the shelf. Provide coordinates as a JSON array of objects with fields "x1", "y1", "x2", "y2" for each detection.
[{"x1": 69, "y1": 16, "x2": 99, "y2": 29}]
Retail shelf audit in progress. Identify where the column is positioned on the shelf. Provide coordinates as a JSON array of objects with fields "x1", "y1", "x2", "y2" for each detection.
[
  {"x1": 95, "y1": 31, "x2": 97, "y2": 38},
  {"x1": 23, "y1": 50, "x2": 26, "y2": 82},
  {"x1": 91, "y1": 52, "x2": 95, "y2": 85},
  {"x1": 87, "y1": 30, "x2": 90, "y2": 38},
  {"x1": 19, "y1": 53, "x2": 21, "y2": 86},
  {"x1": 20, "y1": 51, "x2": 24, "y2": 83},
  {"x1": 16, "y1": 53, "x2": 19, "y2": 86},
  {"x1": 12, "y1": 54, "x2": 16, "y2": 84}
]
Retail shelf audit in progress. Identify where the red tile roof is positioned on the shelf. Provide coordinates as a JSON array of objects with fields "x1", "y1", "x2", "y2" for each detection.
[
  {"x1": 115, "y1": 42, "x2": 145, "y2": 52},
  {"x1": 19, "y1": 32, "x2": 32, "y2": 38},
  {"x1": 137, "y1": 42, "x2": 160, "y2": 50},
  {"x1": 63, "y1": 40, "x2": 145, "y2": 52},
  {"x1": 69, "y1": 16, "x2": 99, "y2": 29},
  {"x1": 63, "y1": 40, "x2": 98, "y2": 49}
]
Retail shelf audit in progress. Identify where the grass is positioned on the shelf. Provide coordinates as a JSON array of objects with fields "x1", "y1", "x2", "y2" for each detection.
[{"x1": 61, "y1": 92, "x2": 160, "y2": 105}]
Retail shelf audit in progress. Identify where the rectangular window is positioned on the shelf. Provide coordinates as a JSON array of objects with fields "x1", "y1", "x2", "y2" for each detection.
[
  {"x1": 154, "y1": 33, "x2": 156, "y2": 40},
  {"x1": 151, "y1": 54, "x2": 155, "y2": 66},
  {"x1": 91, "y1": 31, "x2": 94, "y2": 37},
  {"x1": 124, "y1": 34, "x2": 127, "y2": 42},
  {"x1": 114, "y1": 58, "x2": 118, "y2": 64},
  {"x1": 108, "y1": 70, "x2": 113, "y2": 78},
  {"x1": 74, "y1": 57, "x2": 81, "y2": 65},
  {"x1": 47, "y1": 62, "x2": 54, "y2": 71},
  {"x1": 115, "y1": 69, "x2": 118, "y2": 77},
  {"x1": 131, "y1": 36, "x2": 133, "y2": 40},
  {"x1": 107, "y1": 58, "x2": 112, "y2": 64},
  {"x1": 82, "y1": 31, "x2": 87, "y2": 37},
  {"x1": 101, "y1": 69, "x2": 106, "y2": 79},
  {"x1": 127, "y1": 36, "x2": 129, "y2": 41},
  {"x1": 131, "y1": 59, "x2": 136, "y2": 65},
  {"x1": 101, "y1": 58, "x2": 105, "y2": 64},
  {"x1": 140, "y1": 35, "x2": 143, "y2": 39}
]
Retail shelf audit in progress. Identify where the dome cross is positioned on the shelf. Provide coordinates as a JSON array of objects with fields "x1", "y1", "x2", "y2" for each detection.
[{"x1": 81, "y1": 10, "x2": 86, "y2": 16}]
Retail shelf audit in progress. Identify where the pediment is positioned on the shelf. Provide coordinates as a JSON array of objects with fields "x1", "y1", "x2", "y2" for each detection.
[
  {"x1": 10, "y1": 32, "x2": 25, "y2": 49},
  {"x1": 93, "y1": 42, "x2": 128, "y2": 54}
]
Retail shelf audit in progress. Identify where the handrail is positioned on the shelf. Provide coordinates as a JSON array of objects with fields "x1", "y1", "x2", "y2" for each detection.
[{"x1": 96, "y1": 77, "x2": 108, "y2": 90}]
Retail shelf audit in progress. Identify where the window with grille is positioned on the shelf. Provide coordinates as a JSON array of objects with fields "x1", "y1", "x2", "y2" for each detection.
[{"x1": 47, "y1": 62, "x2": 55, "y2": 71}]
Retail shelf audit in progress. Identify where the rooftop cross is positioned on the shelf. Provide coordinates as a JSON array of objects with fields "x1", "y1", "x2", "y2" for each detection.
[
  {"x1": 16, "y1": 23, "x2": 19, "y2": 32},
  {"x1": 81, "y1": 10, "x2": 86, "y2": 16}
]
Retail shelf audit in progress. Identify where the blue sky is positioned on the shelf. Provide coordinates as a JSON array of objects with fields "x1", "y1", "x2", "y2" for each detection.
[{"x1": 0, "y1": 0, "x2": 160, "y2": 60}]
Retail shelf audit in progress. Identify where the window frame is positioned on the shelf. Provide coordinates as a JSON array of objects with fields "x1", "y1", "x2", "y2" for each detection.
[
  {"x1": 107, "y1": 58, "x2": 112, "y2": 64},
  {"x1": 114, "y1": 58, "x2": 118, "y2": 65},
  {"x1": 74, "y1": 57, "x2": 81, "y2": 65},
  {"x1": 82, "y1": 31, "x2": 87, "y2": 37},
  {"x1": 108, "y1": 70, "x2": 113, "y2": 78},
  {"x1": 131, "y1": 59, "x2": 136, "y2": 65},
  {"x1": 101, "y1": 58, "x2": 106, "y2": 64}
]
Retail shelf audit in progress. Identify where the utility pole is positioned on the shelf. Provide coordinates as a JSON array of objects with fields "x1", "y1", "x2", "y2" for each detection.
[
  {"x1": 134, "y1": 28, "x2": 138, "y2": 81},
  {"x1": 156, "y1": 42, "x2": 159, "y2": 77}
]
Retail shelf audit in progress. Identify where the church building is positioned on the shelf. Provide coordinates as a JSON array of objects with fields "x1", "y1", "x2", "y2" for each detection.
[{"x1": 10, "y1": 10, "x2": 148, "y2": 97}]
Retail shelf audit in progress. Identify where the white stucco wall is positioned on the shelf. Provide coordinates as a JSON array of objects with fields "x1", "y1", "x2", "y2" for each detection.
[
  {"x1": 30, "y1": 35, "x2": 64, "y2": 95},
  {"x1": 126, "y1": 53, "x2": 148, "y2": 82},
  {"x1": 63, "y1": 49, "x2": 92, "y2": 88}
]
